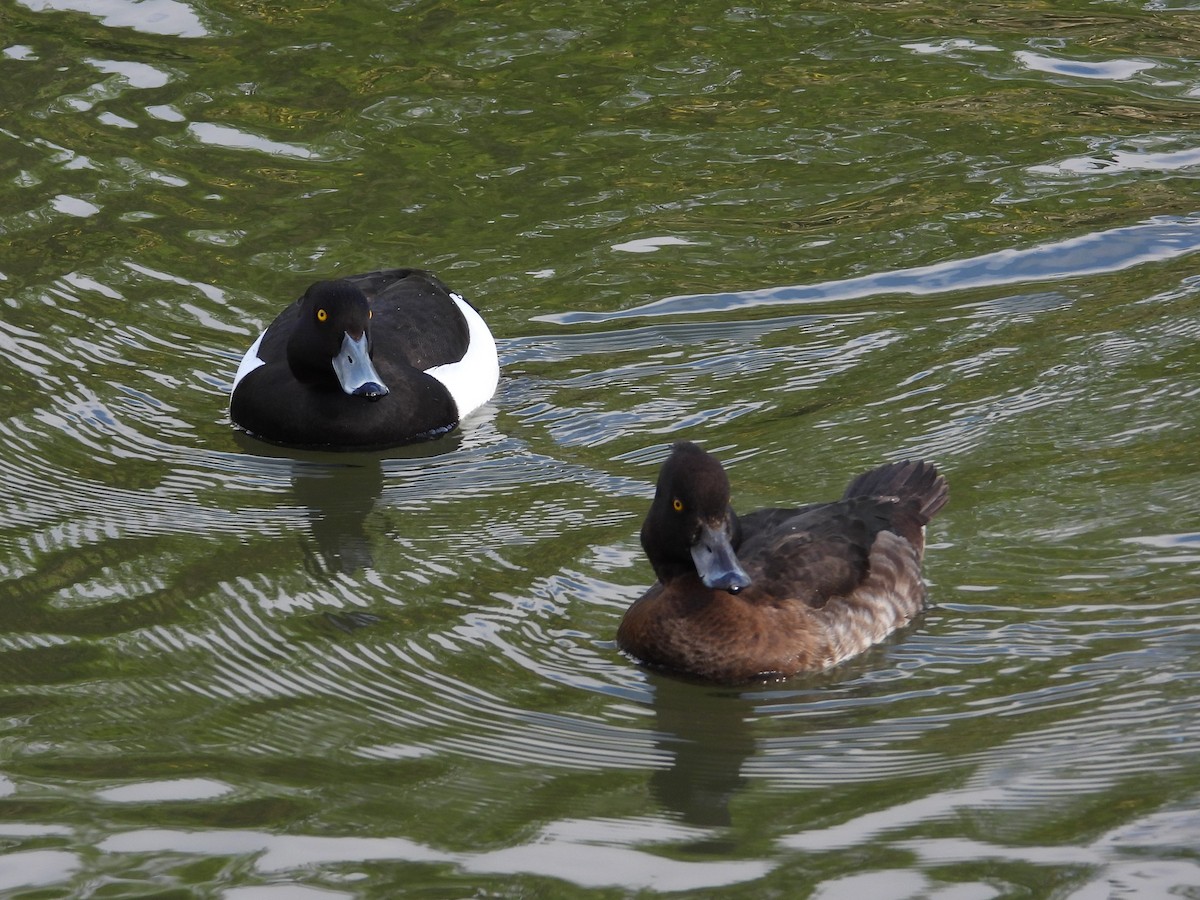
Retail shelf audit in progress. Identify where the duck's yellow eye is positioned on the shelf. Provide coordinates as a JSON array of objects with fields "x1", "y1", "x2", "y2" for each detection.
[
  {"x1": 316, "y1": 308, "x2": 328, "y2": 322},
  {"x1": 672, "y1": 498, "x2": 684, "y2": 512}
]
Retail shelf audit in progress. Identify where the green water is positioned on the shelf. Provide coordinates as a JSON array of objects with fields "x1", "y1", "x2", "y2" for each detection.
[{"x1": 2, "y1": 0, "x2": 1199, "y2": 896}]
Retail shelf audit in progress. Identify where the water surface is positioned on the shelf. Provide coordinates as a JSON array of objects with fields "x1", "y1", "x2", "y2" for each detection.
[{"x1": 1, "y1": 0, "x2": 1199, "y2": 896}]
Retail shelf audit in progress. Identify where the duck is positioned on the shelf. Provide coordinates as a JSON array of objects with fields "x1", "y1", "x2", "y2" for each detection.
[
  {"x1": 617, "y1": 441, "x2": 948, "y2": 683},
  {"x1": 230, "y1": 268, "x2": 499, "y2": 450}
]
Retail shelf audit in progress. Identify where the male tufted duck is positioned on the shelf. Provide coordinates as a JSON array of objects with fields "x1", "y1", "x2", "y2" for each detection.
[
  {"x1": 230, "y1": 269, "x2": 498, "y2": 450},
  {"x1": 617, "y1": 441, "x2": 948, "y2": 683}
]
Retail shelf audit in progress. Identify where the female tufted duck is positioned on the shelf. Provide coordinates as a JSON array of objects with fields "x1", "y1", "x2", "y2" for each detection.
[
  {"x1": 617, "y1": 441, "x2": 948, "y2": 683},
  {"x1": 230, "y1": 269, "x2": 498, "y2": 450}
]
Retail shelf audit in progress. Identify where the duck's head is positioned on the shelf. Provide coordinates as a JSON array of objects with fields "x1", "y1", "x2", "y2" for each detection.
[
  {"x1": 640, "y1": 441, "x2": 752, "y2": 592},
  {"x1": 288, "y1": 279, "x2": 389, "y2": 399}
]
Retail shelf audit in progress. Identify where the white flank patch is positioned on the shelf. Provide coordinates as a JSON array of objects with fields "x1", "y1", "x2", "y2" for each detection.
[
  {"x1": 231, "y1": 330, "x2": 266, "y2": 394},
  {"x1": 426, "y1": 293, "x2": 500, "y2": 418}
]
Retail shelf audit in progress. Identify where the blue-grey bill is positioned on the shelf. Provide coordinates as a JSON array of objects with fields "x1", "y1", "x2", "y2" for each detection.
[
  {"x1": 691, "y1": 522, "x2": 752, "y2": 593},
  {"x1": 333, "y1": 331, "x2": 389, "y2": 399}
]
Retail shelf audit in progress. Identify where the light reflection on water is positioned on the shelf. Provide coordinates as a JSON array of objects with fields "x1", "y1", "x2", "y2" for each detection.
[
  {"x1": 14, "y1": 0, "x2": 209, "y2": 38},
  {"x1": 1, "y1": 0, "x2": 1200, "y2": 896},
  {"x1": 540, "y1": 214, "x2": 1200, "y2": 324}
]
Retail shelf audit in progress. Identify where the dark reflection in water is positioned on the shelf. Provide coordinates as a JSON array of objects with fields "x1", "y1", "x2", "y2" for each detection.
[
  {"x1": 647, "y1": 675, "x2": 754, "y2": 827},
  {"x1": 230, "y1": 429, "x2": 471, "y2": 575},
  {"x1": 292, "y1": 460, "x2": 384, "y2": 574},
  {"x1": 642, "y1": 632, "x2": 935, "y2": 828}
]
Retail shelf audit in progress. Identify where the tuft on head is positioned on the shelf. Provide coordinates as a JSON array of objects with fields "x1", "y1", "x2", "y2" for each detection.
[
  {"x1": 288, "y1": 279, "x2": 376, "y2": 386},
  {"x1": 301, "y1": 279, "x2": 372, "y2": 332},
  {"x1": 656, "y1": 441, "x2": 732, "y2": 519},
  {"x1": 641, "y1": 441, "x2": 744, "y2": 585}
]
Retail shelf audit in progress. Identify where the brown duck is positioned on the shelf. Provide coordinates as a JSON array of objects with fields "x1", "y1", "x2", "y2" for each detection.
[{"x1": 617, "y1": 441, "x2": 948, "y2": 683}]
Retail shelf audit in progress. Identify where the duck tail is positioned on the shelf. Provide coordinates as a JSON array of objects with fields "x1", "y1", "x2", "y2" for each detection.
[{"x1": 842, "y1": 460, "x2": 949, "y2": 523}]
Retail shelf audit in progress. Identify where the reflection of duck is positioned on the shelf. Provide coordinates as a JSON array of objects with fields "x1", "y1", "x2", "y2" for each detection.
[
  {"x1": 618, "y1": 442, "x2": 948, "y2": 683},
  {"x1": 291, "y1": 459, "x2": 385, "y2": 574},
  {"x1": 230, "y1": 269, "x2": 498, "y2": 450},
  {"x1": 647, "y1": 674, "x2": 754, "y2": 827}
]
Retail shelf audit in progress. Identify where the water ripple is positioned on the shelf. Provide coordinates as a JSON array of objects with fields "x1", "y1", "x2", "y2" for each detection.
[
  {"x1": 16, "y1": 0, "x2": 209, "y2": 38},
  {"x1": 2, "y1": 2, "x2": 1200, "y2": 896},
  {"x1": 97, "y1": 817, "x2": 773, "y2": 892},
  {"x1": 539, "y1": 215, "x2": 1200, "y2": 323}
]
